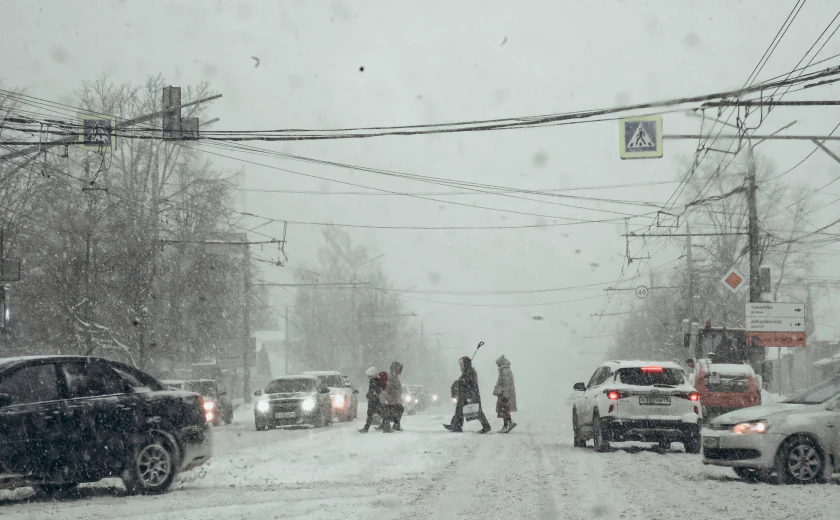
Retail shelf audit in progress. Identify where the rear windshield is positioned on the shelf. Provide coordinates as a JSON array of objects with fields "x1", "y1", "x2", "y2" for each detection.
[
  {"x1": 266, "y1": 378, "x2": 315, "y2": 394},
  {"x1": 188, "y1": 381, "x2": 218, "y2": 397},
  {"x1": 617, "y1": 368, "x2": 685, "y2": 387}
]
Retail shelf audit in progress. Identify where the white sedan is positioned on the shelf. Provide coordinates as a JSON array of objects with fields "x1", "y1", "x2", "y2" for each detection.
[{"x1": 702, "y1": 374, "x2": 840, "y2": 484}]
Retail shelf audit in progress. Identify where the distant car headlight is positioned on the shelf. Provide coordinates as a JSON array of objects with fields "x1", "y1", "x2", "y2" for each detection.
[
  {"x1": 203, "y1": 401, "x2": 215, "y2": 411},
  {"x1": 332, "y1": 394, "x2": 345, "y2": 408},
  {"x1": 302, "y1": 398, "x2": 316, "y2": 411},
  {"x1": 732, "y1": 420, "x2": 769, "y2": 434},
  {"x1": 432, "y1": 395, "x2": 438, "y2": 401},
  {"x1": 452, "y1": 398, "x2": 457, "y2": 404},
  {"x1": 256, "y1": 399, "x2": 270, "y2": 413},
  {"x1": 414, "y1": 399, "x2": 419, "y2": 404},
  {"x1": 405, "y1": 395, "x2": 411, "y2": 403}
]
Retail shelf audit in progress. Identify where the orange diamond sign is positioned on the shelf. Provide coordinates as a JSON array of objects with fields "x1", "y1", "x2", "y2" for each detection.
[{"x1": 721, "y1": 268, "x2": 746, "y2": 293}]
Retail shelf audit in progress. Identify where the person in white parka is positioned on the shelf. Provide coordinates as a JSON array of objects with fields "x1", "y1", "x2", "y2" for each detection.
[{"x1": 493, "y1": 355, "x2": 518, "y2": 433}]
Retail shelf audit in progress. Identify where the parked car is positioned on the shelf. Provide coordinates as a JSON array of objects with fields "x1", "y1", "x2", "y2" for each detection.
[
  {"x1": 162, "y1": 379, "x2": 233, "y2": 426},
  {"x1": 303, "y1": 370, "x2": 358, "y2": 422},
  {"x1": 253, "y1": 375, "x2": 332, "y2": 430},
  {"x1": 572, "y1": 360, "x2": 702, "y2": 453},
  {"x1": 703, "y1": 374, "x2": 840, "y2": 484},
  {"x1": 0, "y1": 355, "x2": 212, "y2": 495}
]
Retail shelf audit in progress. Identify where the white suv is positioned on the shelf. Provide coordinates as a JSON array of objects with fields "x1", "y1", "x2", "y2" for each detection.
[{"x1": 572, "y1": 361, "x2": 702, "y2": 453}]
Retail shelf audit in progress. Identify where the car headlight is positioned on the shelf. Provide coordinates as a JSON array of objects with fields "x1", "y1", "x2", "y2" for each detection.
[
  {"x1": 302, "y1": 398, "x2": 316, "y2": 411},
  {"x1": 405, "y1": 396, "x2": 411, "y2": 403},
  {"x1": 732, "y1": 420, "x2": 769, "y2": 434},
  {"x1": 432, "y1": 395, "x2": 438, "y2": 401},
  {"x1": 256, "y1": 399, "x2": 270, "y2": 413},
  {"x1": 332, "y1": 394, "x2": 345, "y2": 408},
  {"x1": 204, "y1": 401, "x2": 215, "y2": 411}
]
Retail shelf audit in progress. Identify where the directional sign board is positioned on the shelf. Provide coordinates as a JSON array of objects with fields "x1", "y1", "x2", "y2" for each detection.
[
  {"x1": 619, "y1": 115, "x2": 663, "y2": 159},
  {"x1": 746, "y1": 302, "x2": 806, "y2": 347}
]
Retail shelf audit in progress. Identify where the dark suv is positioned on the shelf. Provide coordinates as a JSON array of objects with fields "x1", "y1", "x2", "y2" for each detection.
[{"x1": 0, "y1": 355, "x2": 212, "y2": 495}]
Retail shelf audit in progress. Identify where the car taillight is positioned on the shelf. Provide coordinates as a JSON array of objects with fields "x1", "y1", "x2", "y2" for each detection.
[
  {"x1": 605, "y1": 390, "x2": 621, "y2": 400},
  {"x1": 676, "y1": 392, "x2": 701, "y2": 401},
  {"x1": 196, "y1": 396, "x2": 212, "y2": 423}
]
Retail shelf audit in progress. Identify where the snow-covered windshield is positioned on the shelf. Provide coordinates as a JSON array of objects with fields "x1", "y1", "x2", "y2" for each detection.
[
  {"x1": 265, "y1": 378, "x2": 316, "y2": 394},
  {"x1": 784, "y1": 376, "x2": 840, "y2": 405},
  {"x1": 616, "y1": 368, "x2": 685, "y2": 387}
]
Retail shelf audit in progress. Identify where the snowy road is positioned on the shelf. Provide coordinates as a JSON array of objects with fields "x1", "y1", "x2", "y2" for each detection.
[{"x1": 2, "y1": 403, "x2": 840, "y2": 519}]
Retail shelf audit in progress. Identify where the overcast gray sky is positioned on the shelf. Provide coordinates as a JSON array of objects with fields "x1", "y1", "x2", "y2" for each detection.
[{"x1": 2, "y1": 1, "x2": 839, "y2": 396}]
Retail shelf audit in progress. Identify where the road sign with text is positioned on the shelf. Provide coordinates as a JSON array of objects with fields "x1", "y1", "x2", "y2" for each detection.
[{"x1": 746, "y1": 302, "x2": 806, "y2": 347}]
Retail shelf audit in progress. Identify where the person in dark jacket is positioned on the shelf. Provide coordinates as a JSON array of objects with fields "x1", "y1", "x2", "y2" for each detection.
[
  {"x1": 385, "y1": 361, "x2": 404, "y2": 431},
  {"x1": 444, "y1": 356, "x2": 491, "y2": 433},
  {"x1": 359, "y1": 367, "x2": 382, "y2": 433},
  {"x1": 378, "y1": 370, "x2": 393, "y2": 433}
]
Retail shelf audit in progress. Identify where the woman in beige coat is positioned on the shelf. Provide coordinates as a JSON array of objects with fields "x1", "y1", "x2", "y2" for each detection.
[{"x1": 493, "y1": 355, "x2": 518, "y2": 433}]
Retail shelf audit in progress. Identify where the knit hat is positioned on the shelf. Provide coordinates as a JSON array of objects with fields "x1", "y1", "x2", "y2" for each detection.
[{"x1": 365, "y1": 366, "x2": 377, "y2": 377}]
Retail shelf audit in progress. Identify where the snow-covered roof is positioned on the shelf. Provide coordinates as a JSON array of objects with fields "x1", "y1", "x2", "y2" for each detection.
[
  {"x1": 270, "y1": 374, "x2": 318, "y2": 381},
  {"x1": 0, "y1": 355, "x2": 107, "y2": 371},
  {"x1": 303, "y1": 370, "x2": 342, "y2": 376},
  {"x1": 603, "y1": 360, "x2": 683, "y2": 370},
  {"x1": 706, "y1": 363, "x2": 755, "y2": 376}
]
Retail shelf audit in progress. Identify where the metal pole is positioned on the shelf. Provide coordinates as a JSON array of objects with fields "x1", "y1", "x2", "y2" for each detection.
[
  {"x1": 686, "y1": 222, "x2": 694, "y2": 323},
  {"x1": 243, "y1": 242, "x2": 252, "y2": 403},
  {"x1": 284, "y1": 305, "x2": 289, "y2": 376},
  {"x1": 747, "y1": 142, "x2": 761, "y2": 305}
]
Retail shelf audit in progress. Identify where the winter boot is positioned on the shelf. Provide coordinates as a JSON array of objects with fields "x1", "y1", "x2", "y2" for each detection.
[
  {"x1": 505, "y1": 422, "x2": 517, "y2": 433},
  {"x1": 499, "y1": 420, "x2": 510, "y2": 433},
  {"x1": 443, "y1": 424, "x2": 454, "y2": 431},
  {"x1": 359, "y1": 427, "x2": 369, "y2": 433},
  {"x1": 478, "y1": 425, "x2": 492, "y2": 434}
]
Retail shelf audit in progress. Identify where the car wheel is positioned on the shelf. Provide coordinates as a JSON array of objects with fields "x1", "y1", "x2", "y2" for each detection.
[
  {"x1": 123, "y1": 434, "x2": 178, "y2": 495},
  {"x1": 34, "y1": 483, "x2": 78, "y2": 496},
  {"x1": 658, "y1": 441, "x2": 671, "y2": 451},
  {"x1": 593, "y1": 411, "x2": 610, "y2": 453},
  {"x1": 572, "y1": 409, "x2": 586, "y2": 448},
  {"x1": 776, "y1": 436, "x2": 825, "y2": 484},
  {"x1": 683, "y1": 426, "x2": 701, "y2": 454}
]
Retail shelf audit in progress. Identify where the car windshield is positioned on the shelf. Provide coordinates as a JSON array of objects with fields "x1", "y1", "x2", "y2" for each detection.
[
  {"x1": 325, "y1": 375, "x2": 343, "y2": 387},
  {"x1": 265, "y1": 378, "x2": 316, "y2": 394},
  {"x1": 783, "y1": 376, "x2": 840, "y2": 405},
  {"x1": 616, "y1": 368, "x2": 685, "y2": 387},
  {"x1": 188, "y1": 381, "x2": 218, "y2": 397}
]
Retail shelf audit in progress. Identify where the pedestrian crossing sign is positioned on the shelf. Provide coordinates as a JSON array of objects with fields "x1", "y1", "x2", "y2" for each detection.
[{"x1": 619, "y1": 115, "x2": 663, "y2": 159}]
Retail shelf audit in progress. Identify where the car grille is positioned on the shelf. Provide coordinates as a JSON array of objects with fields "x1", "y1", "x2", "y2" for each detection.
[
  {"x1": 270, "y1": 399, "x2": 302, "y2": 412},
  {"x1": 704, "y1": 448, "x2": 761, "y2": 461}
]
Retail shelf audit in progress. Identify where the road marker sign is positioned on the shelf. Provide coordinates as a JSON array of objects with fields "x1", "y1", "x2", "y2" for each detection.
[
  {"x1": 79, "y1": 114, "x2": 116, "y2": 151},
  {"x1": 619, "y1": 115, "x2": 663, "y2": 159},
  {"x1": 635, "y1": 286, "x2": 649, "y2": 299},
  {"x1": 720, "y1": 268, "x2": 746, "y2": 293}
]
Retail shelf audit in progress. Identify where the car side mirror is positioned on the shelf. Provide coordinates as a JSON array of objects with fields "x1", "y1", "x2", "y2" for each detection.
[
  {"x1": 319, "y1": 387, "x2": 330, "y2": 394},
  {"x1": 254, "y1": 390, "x2": 263, "y2": 397},
  {"x1": 0, "y1": 393, "x2": 10, "y2": 408},
  {"x1": 218, "y1": 391, "x2": 227, "y2": 397},
  {"x1": 573, "y1": 382, "x2": 586, "y2": 392},
  {"x1": 686, "y1": 359, "x2": 695, "y2": 369}
]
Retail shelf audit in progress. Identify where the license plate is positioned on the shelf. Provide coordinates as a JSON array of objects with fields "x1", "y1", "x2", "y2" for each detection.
[
  {"x1": 704, "y1": 436, "x2": 720, "y2": 448},
  {"x1": 638, "y1": 396, "x2": 671, "y2": 406},
  {"x1": 275, "y1": 412, "x2": 296, "y2": 419}
]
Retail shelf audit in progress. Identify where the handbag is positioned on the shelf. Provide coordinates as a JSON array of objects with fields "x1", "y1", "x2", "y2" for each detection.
[
  {"x1": 493, "y1": 384, "x2": 503, "y2": 396},
  {"x1": 463, "y1": 402, "x2": 481, "y2": 422}
]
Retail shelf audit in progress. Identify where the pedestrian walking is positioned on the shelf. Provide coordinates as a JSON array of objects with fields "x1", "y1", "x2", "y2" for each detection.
[
  {"x1": 378, "y1": 370, "x2": 393, "y2": 433},
  {"x1": 385, "y1": 361, "x2": 405, "y2": 431},
  {"x1": 444, "y1": 356, "x2": 491, "y2": 434},
  {"x1": 359, "y1": 367, "x2": 382, "y2": 433},
  {"x1": 493, "y1": 355, "x2": 518, "y2": 433}
]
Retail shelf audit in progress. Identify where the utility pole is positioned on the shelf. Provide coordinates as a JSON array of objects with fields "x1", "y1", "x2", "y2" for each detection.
[
  {"x1": 243, "y1": 240, "x2": 253, "y2": 403},
  {"x1": 686, "y1": 221, "x2": 694, "y2": 323},
  {"x1": 747, "y1": 142, "x2": 760, "y2": 305},
  {"x1": 284, "y1": 305, "x2": 289, "y2": 376}
]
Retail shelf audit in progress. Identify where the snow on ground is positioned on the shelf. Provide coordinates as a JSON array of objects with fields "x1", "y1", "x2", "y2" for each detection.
[{"x1": 2, "y1": 402, "x2": 840, "y2": 519}]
